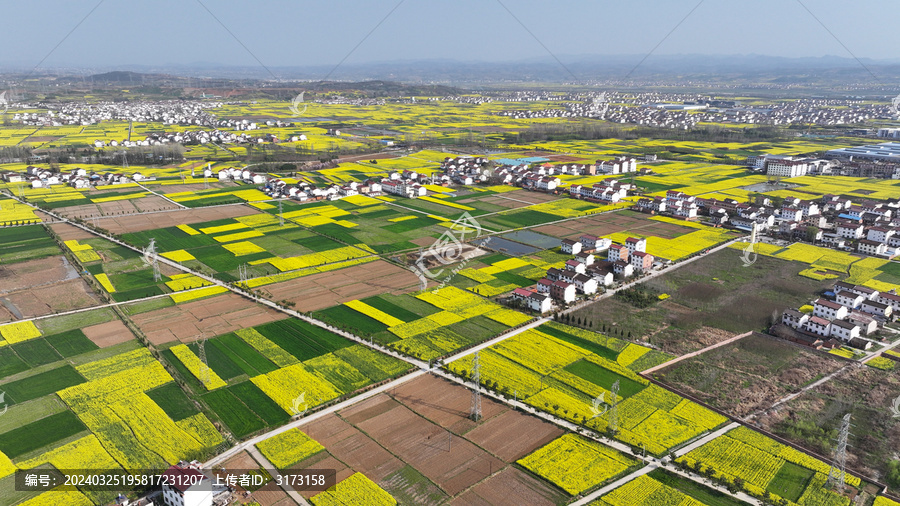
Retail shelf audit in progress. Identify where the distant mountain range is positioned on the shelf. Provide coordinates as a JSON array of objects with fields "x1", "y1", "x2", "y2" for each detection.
[{"x1": 4, "y1": 54, "x2": 900, "y2": 89}]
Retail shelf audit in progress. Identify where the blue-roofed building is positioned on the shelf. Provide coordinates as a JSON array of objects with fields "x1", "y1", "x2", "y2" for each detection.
[
  {"x1": 826, "y1": 142, "x2": 900, "y2": 162},
  {"x1": 493, "y1": 157, "x2": 550, "y2": 166}
]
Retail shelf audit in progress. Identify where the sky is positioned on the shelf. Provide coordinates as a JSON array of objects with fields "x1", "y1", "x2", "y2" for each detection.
[{"x1": 0, "y1": 0, "x2": 897, "y2": 73}]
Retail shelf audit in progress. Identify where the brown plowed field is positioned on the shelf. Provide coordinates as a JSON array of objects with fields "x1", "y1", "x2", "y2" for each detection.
[
  {"x1": 93, "y1": 205, "x2": 260, "y2": 234},
  {"x1": 130, "y1": 292, "x2": 283, "y2": 344},
  {"x1": 297, "y1": 373, "x2": 565, "y2": 504},
  {"x1": 57, "y1": 196, "x2": 181, "y2": 219},
  {"x1": 535, "y1": 209, "x2": 694, "y2": 241},
  {"x1": 0, "y1": 256, "x2": 77, "y2": 294},
  {"x1": 450, "y1": 466, "x2": 566, "y2": 506},
  {"x1": 264, "y1": 260, "x2": 422, "y2": 312},
  {"x1": 83, "y1": 320, "x2": 135, "y2": 347},
  {"x1": 0, "y1": 278, "x2": 100, "y2": 323}
]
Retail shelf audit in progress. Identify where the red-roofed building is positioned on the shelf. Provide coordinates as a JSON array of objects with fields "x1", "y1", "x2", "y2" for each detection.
[
  {"x1": 813, "y1": 299, "x2": 848, "y2": 320},
  {"x1": 565, "y1": 259, "x2": 586, "y2": 274},
  {"x1": 805, "y1": 316, "x2": 832, "y2": 337},
  {"x1": 608, "y1": 244, "x2": 628, "y2": 262},
  {"x1": 511, "y1": 287, "x2": 534, "y2": 301},
  {"x1": 550, "y1": 280, "x2": 576, "y2": 303},
  {"x1": 536, "y1": 278, "x2": 553, "y2": 294},
  {"x1": 631, "y1": 251, "x2": 654, "y2": 272}
]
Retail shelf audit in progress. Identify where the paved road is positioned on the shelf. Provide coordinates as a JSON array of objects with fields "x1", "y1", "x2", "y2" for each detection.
[
  {"x1": 2, "y1": 288, "x2": 192, "y2": 324},
  {"x1": 674, "y1": 422, "x2": 740, "y2": 457},
  {"x1": 748, "y1": 329, "x2": 900, "y2": 421},
  {"x1": 246, "y1": 446, "x2": 310, "y2": 506},
  {"x1": 440, "y1": 317, "x2": 548, "y2": 364},
  {"x1": 135, "y1": 181, "x2": 188, "y2": 209},
  {"x1": 641, "y1": 332, "x2": 753, "y2": 375}
]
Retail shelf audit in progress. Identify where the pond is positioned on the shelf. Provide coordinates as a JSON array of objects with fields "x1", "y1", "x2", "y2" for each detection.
[
  {"x1": 500, "y1": 230, "x2": 560, "y2": 249},
  {"x1": 472, "y1": 236, "x2": 539, "y2": 256}
]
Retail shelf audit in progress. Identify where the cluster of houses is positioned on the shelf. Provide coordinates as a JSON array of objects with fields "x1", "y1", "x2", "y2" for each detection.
[
  {"x1": 380, "y1": 170, "x2": 430, "y2": 198},
  {"x1": 494, "y1": 91, "x2": 881, "y2": 128},
  {"x1": 568, "y1": 178, "x2": 635, "y2": 204},
  {"x1": 779, "y1": 281, "x2": 899, "y2": 349},
  {"x1": 259, "y1": 174, "x2": 384, "y2": 202},
  {"x1": 634, "y1": 188, "x2": 900, "y2": 258},
  {"x1": 635, "y1": 190, "x2": 701, "y2": 219},
  {"x1": 745, "y1": 154, "x2": 899, "y2": 179},
  {"x1": 12, "y1": 100, "x2": 224, "y2": 127},
  {"x1": 256, "y1": 168, "x2": 435, "y2": 201},
  {"x1": 1, "y1": 165, "x2": 139, "y2": 188},
  {"x1": 439, "y1": 157, "x2": 491, "y2": 185},
  {"x1": 509, "y1": 235, "x2": 655, "y2": 313},
  {"x1": 90, "y1": 128, "x2": 304, "y2": 149},
  {"x1": 438, "y1": 155, "x2": 639, "y2": 190}
]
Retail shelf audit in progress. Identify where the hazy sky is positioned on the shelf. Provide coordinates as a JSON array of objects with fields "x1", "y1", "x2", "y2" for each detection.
[{"x1": 1, "y1": 0, "x2": 896, "y2": 71}]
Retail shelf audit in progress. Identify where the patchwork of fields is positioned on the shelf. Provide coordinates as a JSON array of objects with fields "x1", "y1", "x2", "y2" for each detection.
[{"x1": 0, "y1": 126, "x2": 897, "y2": 505}]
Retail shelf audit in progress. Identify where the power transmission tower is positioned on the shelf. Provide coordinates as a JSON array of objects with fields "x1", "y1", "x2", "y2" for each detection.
[
  {"x1": 196, "y1": 335, "x2": 210, "y2": 387},
  {"x1": 279, "y1": 199, "x2": 284, "y2": 227},
  {"x1": 826, "y1": 413, "x2": 852, "y2": 492},
  {"x1": 142, "y1": 238, "x2": 161, "y2": 282},
  {"x1": 470, "y1": 352, "x2": 482, "y2": 422},
  {"x1": 238, "y1": 264, "x2": 249, "y2": 288},
  {"x1": 608, "y1": 380, "x2": 620, "y2": 435}
]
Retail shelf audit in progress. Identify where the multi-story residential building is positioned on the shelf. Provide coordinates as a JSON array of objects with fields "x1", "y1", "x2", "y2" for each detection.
[
  {"x1": 836, "y1": 221, "x2": 865, "y2": 239},
  {"x1": 608, "y1": 244, "x2": 628, "y2": 262},
  {"x1": 564, "y1": 259, "x2": 586, "y2": 274},
  {"x1": 830, "y1": 319, "x2": 861, "y2": 342},
  {"x1": 624, "y1": 237, "x2": 647, "y2": 256},
  {"x1": 804, "y1": 316, "x2": 832, "y2": 337},
  {"x1": 612, "y1": 260, "x2": 634, "y2": 278},
  {"x1": 573, "y1": 273, "x2": 598, "y2": 295},
  {"x1": 781, "y1": 308, "x2": 809, "y2": 329},
  {"x1": 631, "y1": 251, "x2": 654, "y2": 272},
  {"x1": 835, "y1": 290, "x2": 865, "y2": 309},
  {"x1": 857, "y1": 239, "x2": 888, "y2": 256},
  {"x1": 813, "y1": 299, "x2": 849, "y2": 320},
  {"x1": 550, "y1": 280, "x2": 576, "y2": 303},
  {"x1": 561, "y1": 239, "x2": 582, "y2": 255},
  {"x1": 867, "y1": 227, "x2": 895, "y2": 243},
  {"x1": 860, "y1": 300, "x2": 892, "y2": 318},
  {"x1": 527, "y1": 292, "x2": 552, "y2": 313}
]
